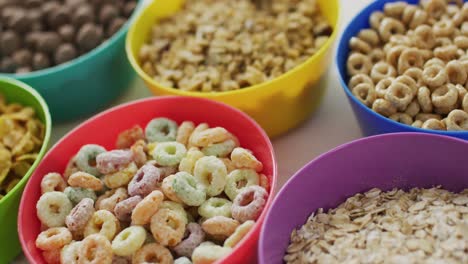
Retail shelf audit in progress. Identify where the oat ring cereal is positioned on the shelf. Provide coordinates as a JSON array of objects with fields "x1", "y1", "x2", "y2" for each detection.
[
  {"x1": 173, "y1": 223, "x2": 206, "y2": 258},
  {"x1": 347, "y1": 53, "x2": 372, "y2": 76},
  {"x1": 352, "y1": 83, "x2": 377, "y2": 107},
  {"x1": 132, "y1": 243, "x2": 173, "y2": 264},
  {"x1": 194, "y1": 156, "x2": 228, "y2": 197},
  {"x1": 79, "y1": 234, "x2": 113, "y2": 264},
  {"x1": 36, "y1": 191, "x2": 73, "y2": 227}
]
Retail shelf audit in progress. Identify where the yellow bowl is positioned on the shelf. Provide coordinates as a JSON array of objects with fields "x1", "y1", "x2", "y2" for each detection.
[{"x1": 126, "y1": 0, "x2": 340, "y2": 138}]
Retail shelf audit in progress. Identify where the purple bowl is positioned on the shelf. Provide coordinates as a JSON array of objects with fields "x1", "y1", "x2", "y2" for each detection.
[{"x1": 259, "y1": 133, "x2": 468, "y2": 264}]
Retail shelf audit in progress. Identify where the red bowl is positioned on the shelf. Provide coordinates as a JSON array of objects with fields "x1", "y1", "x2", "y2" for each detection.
[{"x1": 18, "y1": 96, "x2": 277, "y2": 264}]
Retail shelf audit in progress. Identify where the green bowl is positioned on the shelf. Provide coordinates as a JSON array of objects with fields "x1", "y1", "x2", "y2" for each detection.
[{"x1": 0, "y1": 77, "x2": 51, "y2": 263}]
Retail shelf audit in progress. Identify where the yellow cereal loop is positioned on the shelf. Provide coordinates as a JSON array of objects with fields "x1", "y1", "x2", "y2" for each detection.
[
  {"x1": 192, "y1": 242, "x2": 232, "y2": 264},
  {"x1": 224, "y1": 220, "x2": 255, "y2": 248},
  {"x1": 111, "y1": 226, "x2": 146, "y2": 256}
]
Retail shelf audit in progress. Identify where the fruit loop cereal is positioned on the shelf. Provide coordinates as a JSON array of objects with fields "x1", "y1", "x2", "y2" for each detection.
[
  {"x1": 284, "y1": 187, "x2": 468, "y2": 263},
  {"x1": 0, "y1": 94, "x2": 45, "y2": 200},
  {"x1": 138, "y1": 0, "x2": 332, "y2": 92},
  {"x1": 347, "y1": 0, "x2": 468, "y2": 131},
  {"x1": 35, "y1": 117, "x2": 270, "y2": 264}
]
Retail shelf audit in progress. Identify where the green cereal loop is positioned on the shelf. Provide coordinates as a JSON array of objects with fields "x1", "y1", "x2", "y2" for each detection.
[
  {"x1": 198, "y1": 197, "x2": 232, "y2": 218},
  {"x1": 224, "y1": 169, "x2": 259, "y2": 201},
  {"x1": 152, "y1": 142, "x2": 187, "y2": 166},
  {"x1": 160, "y1": 201, "x2": 188, "y2": 223},
  {"x1": 172, "y1": 172, "x2": 206, "y2": 206},
  {"x1": 145, "y1": 117, "x2": 178, "y2": 142},
  {"x1": 194, "y1": 156, "x2": 227, "y2": 197},
  {"x1": 64, "y1": 186, "x2": 97, "y2": 205},
  {"x1": 201, "y1": 139, "x2": 237, "y2": 158},
  {"x1": 76, "y1": 144, "x2": 106, "y2": 176}
]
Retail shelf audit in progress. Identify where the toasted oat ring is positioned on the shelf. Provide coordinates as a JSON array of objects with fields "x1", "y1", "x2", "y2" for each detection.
[
  {"x1": 422, "y1": 65, "x2": 447, "y2": 88},
  {"x1": 463, "y1": 93, "x2": 468, "y2": 112},
  {"x1": 347, "y1": 53, "x2": 372, "y2": 76},
  {"x1": 433, "y1": 20, "x2": 454, "y2": 37},
  {"x1": 434, "y1": 45, "x2": 458, "y2": 61},
  {"x1": 389, "y1": 113, "x2": 413, "y2": 125},
  {"x1": 68, "y1": 172, "x2": 103, "y2": 191},
  {"x1": 370, "y1": 61, "x2": 397, "y2": 83},
  {"x1": 422, "y1": 119, "x2": 446, "y2": 130},
  {"x1": 379, "y1": 18, "x2": 405, "y2": 42},
  {"x1": 422, "y1": 0, "x2": 446, "y2": 19},
  {"x1": 417, "y1": 86, "x2": 433, "y2": 113},
  {"x1": 132, "y1": 243, "x2": 173, "y2": 264},
  {"x1": 397, "y1": 49, "x2": 423, "y2": 75},
  {"x1": 36, "y1": 227, "x2": 72, "y2": 251},
  {"x1": 352, "y1": 83, "x2": 377, "y2": 107},
  {"x1": 386, "y1": 45, "x2": 406, "y2": 68},
  {"x1": 41, "y1": 172, "x2": 67, "y2": 194},
  {"x1": 372, "y1": 99, "x2": 397, "y2": 117},
  {"x1": 349, "y1": 37, "x2": 372, "y2": 54},
  {"x1": 131, "y1": 190, "x2": 164, "y2": 225},
  {"x1": 403, "y1": 6, "x2": 428, "y2": 29},
  {"x1": 368, "y1": 49, "x2": 385, "y2": 64},
  {"x1": 446, "y1": 60, "x2": 467, "y2": 85},
  {"x1": 431, "y1": 84, "x2": 458, "y2": 109},
  {"x1": 424, "y1": 58, "x2": 445, "y2": 69},
  {"x1": 369, "y1": 11, "x2": 385, "y2": 30},
  {"x1": 150, "y1": 208, "x2": 187, "y2": 247},
  {"x1": 357, "y1": 29, "x2": 380, "y2": 46},
  {"x1": 395, "y1": 75, "x2": 417, "y2": 96},
  {"x1": 385, "y1": 82, "x2": 414, "y2": 111},
  {"x1": 403, "y1": 68, "x2": 423, "y2": 86},
  {"x1": 78, "y1": 234, "x2": 113, "y2": 264},
  {"x1": 404, "y1": 100, "x2": 421, "y2": 117},
  {"x1": 413, "y1": 25, "x2": 435, "y2": 49},
  {"x1": 384, "y1": 1, "x2": 407, "y2": 17},
  {"x1": 375, "y1": 77, "x2": 394, "y2": 99},
  {"x1": 445, "y1": 110, "x2": 468, "y2": 130}
]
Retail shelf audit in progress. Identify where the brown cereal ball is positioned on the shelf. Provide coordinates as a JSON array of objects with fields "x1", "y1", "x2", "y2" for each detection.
[
  {"x1": 12, "y1": 49, "x2": 33, "y2": 67},
  {"x1": 55, "y1": 44, "x2": 77, "y2": 65},
  {"x1": 32, "y1": 52, "x2": 51, "y2": 70},
  {"x1": 72, "y1": 5, "x2": 95, "y2": 28},
  {"x1": 37, "y1": 32, "x2": 62, "y2": 54},
  {"x1": 107, "y1": 17, "x2": 126, "y2": 37},
  {"x1": 0, "y1": 57, "x2": 16, "y2": 73},
  {"x1": 7, "y1": 8, "x2": 31, "y2": 33},
  {"x1": 58, "y1": 24, "x2": 76, "y2": 43},
  {"x1": 77, "y1": 23, "x2": 103, "y2": 52},
  {"x1": 47, "y1": 6, "x2": 70, "y2": 29},
  {"x1": 99, "y1": 4, "x2": 118, "y2": 25},
  {"x1": 123, "y1": 1, "x2": 137, "y2": 17},
  {"x1": 0, "y1": 31, "x2": 21, "y2": 56}
]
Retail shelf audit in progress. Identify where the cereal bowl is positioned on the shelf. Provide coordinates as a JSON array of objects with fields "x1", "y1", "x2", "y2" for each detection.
[
  {"x1": 0, "y1": 1, "x2": 144, "y2": 123},
  {"x1": 259, "y1": 132, "x2": 468, "y2": 263},
  {"x1": 337, "y1": 0, "x2": 468, "y2": 140},
  {"x1": 18, "y1": 96, "x2": 277, "y2": 264},
  {"x1": 0, "y1": 77, "x2": 51, "y2": 263},
  {"x1": 126, "y1": 0, "x2": 340, "y2": 138}
]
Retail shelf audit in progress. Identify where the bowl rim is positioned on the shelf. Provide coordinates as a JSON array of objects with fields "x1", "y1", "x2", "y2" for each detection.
[
  {"x1": 258, "y1": 132, "x2": 468, "y2": 263},
  {"x1": 126, "y1": 0, "x2": 341, "y2": 97},
  {"x1": 335, "y1": 0, "x2": 468, "y2": 136},
  {"x1": 0, "y1": 77, "x2": 52, "y2": 206},
  {"x1": 19, "y1": 95, "x2": 278, "y2": 263},
  {"x1": 0, "y1": 0, "x2": 145, "y2": 80}
]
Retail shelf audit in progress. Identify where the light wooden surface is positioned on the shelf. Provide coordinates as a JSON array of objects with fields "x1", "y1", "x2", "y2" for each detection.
[{"x1": 12, "y1": 0, "x2": 372, "y2": 262}]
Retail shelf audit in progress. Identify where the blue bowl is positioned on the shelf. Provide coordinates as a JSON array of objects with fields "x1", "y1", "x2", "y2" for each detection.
[
  {"x1": 336, "y1": 0, "x2": 468, "y2": 140},
  {"x1": 0, "y1": 1, "x2": 144, "y2": 123}
]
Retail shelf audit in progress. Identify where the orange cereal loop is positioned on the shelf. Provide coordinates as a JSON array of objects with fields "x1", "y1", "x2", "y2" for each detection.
[
  {"x1": 84, "y1": 210, "x2": 120, "y2": 240},
  {"x1": 176, "y1": 121, "x2": 195, "y2": 146},
  {"x1": 42, "y1": 248, "x2": 61, "y2": 264},
  {"x1": 68, "y1": 171, "x2": 103, "y2": 191},
  {"x1": 190, "y1": 127, "x2": 230, "y2": 147},
  {"x1": 150, "y1": 208, "x2": 186, "y2": 247},
  {"x1": 132, "y1": 243, "x2": 173, "y2": 264},
  {"x1": 201, "y1": 216, "x2": 240, "y2": 239},
  {"x1": 161, "y1": 174, "x2": 183, "y2": 203},
  {"x1": 41, "y1": 172, "x2": 67, "y2": 194},
  {"x1": 116, "y1": 125, "x2": 144, "y2": 149},
  {"x1": 370, "y1": 61, "x2": 397, "y2": 83},
  {"x1": 78, "y1": 234, "x2": 113, "y2": 264},
  {"x1": 187, "y1": 123, "x2": 209, "y2": 148},
  {"x1": 347, "y1": 53, "x2": 372, "y2": 76},
  {"x1": 130, "y1": 140, "x2": 148, "y2": 167},
  {"x1": 131, "y1": 190, "x2": 164, "y2": 225},
  {"x1": 96, "y1": 187, "x2": 128, "y2": 212},
  {"x1": 230, "y1": 147, "x2": 263, "y2": 172},
  {"x1": 35, "y1": 227, "x2": 72, "y2": 251}
]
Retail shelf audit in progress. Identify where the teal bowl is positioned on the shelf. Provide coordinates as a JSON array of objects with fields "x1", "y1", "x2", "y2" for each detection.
[
  {"x1": 0, "y1": 1, "x2": 144, "y2": 123},
  {"x1": 0, "y1": 77, "x2": 52, "y2": 263}
]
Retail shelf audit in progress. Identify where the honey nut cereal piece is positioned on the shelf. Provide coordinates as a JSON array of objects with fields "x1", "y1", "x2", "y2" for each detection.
[
  {"x1": 347, "y1": 53, "x2": 372, "y2": 76},
  {"x1": 231, "y1": 185, "x2": 268, "y2": 223},
  {"x1": 386, "y1": 45, "x2": 406, "y2": 68},
  {"x1": 370, "y1": 61, "x2": 397, "y2": 83},
  {"x1": 36, "y1": 227, "x2": 72, "y2": 251},
  {"x1": 434, "y1": 45, "x2": 458, "y2": 61},
  {"x1": 405, "y1": 100, "x2": 421, "y2": 117},
  {"x1": 201, "y1": 139, "x2": 238, "y2": 158},
  {"x1": 66, "y1": 198, "x2": 95, "y2": 234},
  {"x1": 64, "y1": 186, "x2": 97, "y2": 205},
  {"x1": 379, "y1": 17, "x2": 405, "y2": 42},
  {"x1": 131, "y1": 190, "x2": 164, "y2": 225},
  {"x1": 455, "y1": 84, "x2": 467, "y2": 103},
  {"x1": 132, "y1": 243, "x2": 173, "y2": 264},
  {"x1": 41, "y1": 172, "x2": 67, "y2": 194},
  {"x1": 179, "y1": 147, "x2": 204, "y2": 174},
  {"x1": 79, "y1": 234, "x2": 113, "y2": 264},
  {"x1": 96, "y1": 150, "x2": 133, "y2": 175},
  {"x1": 174, "y1": 257, "x2": 192, "y2": 264},
  {"x1": 368, "y1": 49, "x2": 385, "y2": 64},
  {"x1": 349, "y1": 37, "x2": 372, "y2": 54},
  {"x1": 434, "y1": 104, "x2": 458, "y2": 115},
  {"x1": 130, "y1": 140, "x2": 147, "y2": 167},
  {"x1": 445, "y1": 109, "x2": 468, "y2": 130},
  {"x1": 161, "y1": 174, "x2": 183, "y2": 203},
  {"x1": 230, "y1": 147, "x2": 263, "y2": 172},
  {"x1": 190, "y1": 127, "x2": 230, "y2": 148},
  {"x1": 96, "y1": 187, "x2": 128, "y2": 212},
  {"x1": 103, "y1": 162, "x2": 138, "y2": 189},
  {"x1": 176, "y1": 121, "x2": 195, "y2": 146},
  {"x1": 424, "y1": 57, "x2": 445, "y2": 68},
  {"x1": 68, "y1": 171, "x2": 103, "y2": 191},
  {"x1": 422, "y1": 0, "x2": 447, "y2": 19},
  {"x1": 395, "y1": 75, "x2": 418, "y2": 96},
  {"x1": 188, "y1": 123, "x2": 209, "y2": 148},
  {"x1": 417, "y1": 86, "x2": 434, "y2": 113},
  {"x1": 389, "y1": 113, "x2": 413, "y2": 125},
  {"x1": 145, "y1": 118, "x2": 178, "y2": 143},
  {"x1": 352, "y1": 83, "x2": 377, "y2": 107},
  {"x1": 403, "y1": 68, "x2": 423, "y2": 86},
  {"x1": 172, "y1": 171, "x2": 207, "y2": 206},
  {"x1": 369, "y1": 11, "x2": 385, "y2": 30},
  {"x1": 198, "y1": 197, "x2": 232, "y2": 219},
  {"x1": 192, "y1": 242, "x2": 232, "y2": 264},
  {"x1": 225, "y1": 169, "x2": 260, "y2": 201},
  {"x1": 422, "y1": 118, "x2": 446, "y2": 130},
  {"x1": 385, "y1": 82, "x2": 414, "y2": 111},
  {"x1": 152, "y1": 141, "x2": 187, "y2": 167},
  {"x1": 116, "y1": 125, "x2": 144, "y2": 149},
  {"x1": 114, "y1": 196, "x2": 142, "y2": 222},
  {"x1": 384, "y1": 1, "x2": 407, "y2": 18},
  {"x1": 357, "y1": 29, "x2": 380, "y2": 47},
  {"x1": 43, "y1": 249, "x2": 61, "y2": 264},
  {"x1": 194, "y1": 156, "x2": 228, "y2": 196},
  {"x1": 75, "y1": 144, "x2": 106, "y2": 176},
  {"x1": 84, "y1": 210, "x2": 120, "y2": 240},
  {"x1": 416, "y1": 113, "x2": 443, "y2": 122},
  {"x1": 173, "y1": 223, "x2": 206, "y2": 258},
  {"x1": 431, "y1": 84, "x2": 458, "y2": 109},
  {"x1": 201, "y1": 216, "x2": 240, "y2": 239},
  {"x1": 111, "y1": 226, "x2": 147, "y2": 257},
  {"x1": 454, "y1": 36, "x2": 468, "y2": 49},
  {"x1": 433, "y1": 19, "x2": 455, "y2": 38},
  {"x1": 224, "y1": 220, "x2": 255, "y2": 248},
  {"x1": 37, "y1": 191, "x2": 73, "y2": 227},
  {"x1": 412, "y1": 120, "x2": 424, "y2": 128},
  {"x1": 463, "y1": 93, "x2": 468, "y2": 112},
  {"x1": 128, "y1": 164, "x2": 162, "y2": 197},
  {"x1": 397, "y1": 48, "x2": 424, "y2": 75},
  {"x1": 150, "y1": 208, "x2": 187, "y2": 247},
  {"x1": 403, "y1": 6, "x2": 428, "y2": 29},
  {"x1": 348, "y1": 73, "x2": 374, "y2": 90},
  {"x1": 446, "y1": 60, "x2": 467, "y2": 85},
  {"x1": 375, "y1": 77, "x2": 394, "y2": 98}
]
